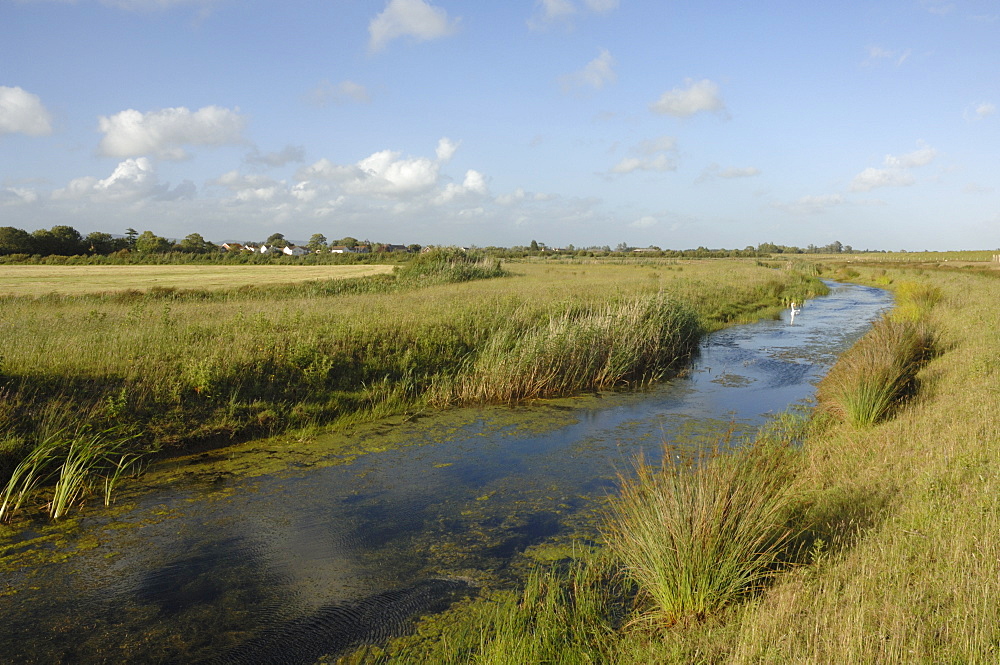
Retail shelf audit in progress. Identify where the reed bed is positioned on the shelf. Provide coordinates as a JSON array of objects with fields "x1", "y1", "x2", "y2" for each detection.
[{"x1": 431, "y1": 294, "x2": 700, "y2": 405}]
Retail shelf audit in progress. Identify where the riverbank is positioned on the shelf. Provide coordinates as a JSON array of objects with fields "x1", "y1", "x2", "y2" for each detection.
[
  {"x1": 0, "y1": 257, "x2": 825, "y2": 523},
  {"x1": 348, "y1": 262, "x2": 1000, "y2": 663}
]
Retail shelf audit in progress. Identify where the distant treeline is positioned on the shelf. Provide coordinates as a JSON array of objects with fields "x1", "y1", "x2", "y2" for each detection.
[{"x1": 0, "y1": 223, "x2": 870, "y2": 262}]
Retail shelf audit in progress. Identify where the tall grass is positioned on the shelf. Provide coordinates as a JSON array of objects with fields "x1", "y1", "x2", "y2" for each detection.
[
  {"x1": 603, "y1": 441, "x2": 803, "y2": 627},
  {"x1": 432, "y1": 294, "x2": 700, "y2": 405},
  {"x1": 344, "y1": 555, "x2": 627, "y2": 664},
  {"x1": 817, "y1": 316, "x2": 935, "y2": 427}
]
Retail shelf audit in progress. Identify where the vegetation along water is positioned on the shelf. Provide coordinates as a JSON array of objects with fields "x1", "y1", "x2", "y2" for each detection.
[
  {"x1": 3, "y1": 251, "x2": 998, "y2": 662},
  {"x1": 0, "y1": 252, "x2": 821, "y2": 523},
  {"x1": 345, "y1": 255, "x2": 1000, "y2": 664}
]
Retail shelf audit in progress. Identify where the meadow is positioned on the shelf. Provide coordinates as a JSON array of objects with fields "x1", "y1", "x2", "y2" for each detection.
[
  {"x1": 0, "y1": 254, "x2": 823, "y2": 522},
  {"x1": 346, "y1": 257, "x2": 1000, "y2": 664},
  {"x1": 0, "y1": 264, "x2": 395, "y2": 297}
]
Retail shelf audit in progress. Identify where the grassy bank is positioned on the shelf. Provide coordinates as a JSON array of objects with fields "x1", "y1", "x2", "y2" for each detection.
[
  {"x1": 0, "y1": 257, "x2": 822, "y2": 522},
  {"x1": 347, "y1": 262, "x2": 1000, "y2": 663}
]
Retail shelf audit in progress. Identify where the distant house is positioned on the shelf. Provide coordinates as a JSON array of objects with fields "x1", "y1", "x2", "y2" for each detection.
[
  {"x1": 221, "y1": 242, "x2": 244, "y2": 252},
  {"x1": 328, "y1": 245, "x2": 355, "y2": 254},
  {"x1": 283, "y1": 245, "x2": 309, "y2": 256},
  {"x1": 258, "y1": 244, "x2": 279, "y2": 255}
]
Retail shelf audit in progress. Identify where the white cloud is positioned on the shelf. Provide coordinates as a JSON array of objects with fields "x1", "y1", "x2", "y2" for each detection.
[
  {"x1": 0, "y1": 86, "x2": 54, "y2": 136},
  {"x1": 305, "y1": 80, "x2": 371, "y2": 107},
  {"x1": 368, "y1": 0, "x2": 459, "y2": 53},
  {"x1": 583, "y1": 0, "x2": 619, "y2": 11},
  {"x1": 864, "y1": 45, "x2": 911, "y2": 67},
  {"x1": 1, "y1": 187, "x2": 40, "y2": 206},
  {"x1": 295, "y1": 158, "x2": 360, "y2": 183},
  {"x1": 209, "y1": 171, "x2": 298, "y2": 204},
  {"x1": 353, "y1": 149, "x2": 440, "y2": 195},
  {"x1": 53, "y1": 158, "x2": 169, "y2": 201},
  {"x1": 611, "y1": 155, "x2": 676, "y2": 174},
  {"x1": 436, "y1": 137, "x2": 459, "y2": 162},
  {"x1": 650, "y1": 79, "x2": 726, "y2": 117},
  {"x1": 850, "y1": 143, "x2": 936, "y2": 191},
  {"x1": 883, "y1": 145, "x2": 936, "y2": 168},
  {"x1": 697, "y1": 164, "x2": 761, "y2": 182},
  {"x1": 98, "y1": 105, "x2": 246, "y2": 159},
  {"x1": 560, "y1": 48, "x2": 616, "y2": 92},
  {"x1": 528, "y1": 0, "x2": 618, "y2": 28},
  {"x1": 610, "y1": 136, "x2": 678, "y2": 174},
  {"x1": 245, "y1": 145, "x2": 306, "y2": 168},
  {"x1": 629, "y1": 215, "x2": 657, "y2": 229},
  {"x1": 297, "y1": 138, "x2": 459, "y2": 198},
  {"x1": 434, "y1": 169, "x2": 489, "y2": 204},
  {"x1": 772, "y1": 194, "x2": 845, "y2": 215},
  {"x1": 535, "y1": 0, "x2": 575, "y2": 22},
  {"x1": 462, "y1": 169, "x2": 488, "y2": 194},
  {"x1": 966, "y1": 102, "x2": 996, "y2": 121},
  {"x1": 851, "y1": 168, "x2": 915, "y2": 191}
]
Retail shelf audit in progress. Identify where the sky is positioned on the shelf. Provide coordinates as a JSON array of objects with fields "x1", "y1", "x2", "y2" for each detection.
[{"x1": 1, "y1": 0, "x2": 998, "y2": 250}]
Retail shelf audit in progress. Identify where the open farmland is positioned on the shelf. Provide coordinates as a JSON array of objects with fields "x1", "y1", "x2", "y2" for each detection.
[{"x1": 0, "y1": 264, "x2": 396, "y2": 297}]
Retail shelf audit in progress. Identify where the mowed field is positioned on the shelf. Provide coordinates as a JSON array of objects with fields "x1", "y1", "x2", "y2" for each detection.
[{"x1": 0, "y1": 264, "x2": 396, "y2": 297}]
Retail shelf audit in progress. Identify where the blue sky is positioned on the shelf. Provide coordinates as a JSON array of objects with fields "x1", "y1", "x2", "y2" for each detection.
[{"x1": 1, "y1": 0, "x2": 997, "y2": 250}]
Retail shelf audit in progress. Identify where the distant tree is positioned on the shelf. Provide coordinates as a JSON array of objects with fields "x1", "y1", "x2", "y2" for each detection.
[
  {"x1": 407, "y1": 243, "x2": 422, "y2": 253},
  {"x1": 30, "y1": 225, "x2": 84, "y2": 256},
  {"x1": 264, "y1": 232, "x2": 288, "y2": 248},
  {"x1": 84, "y1": 231, "x2": 117, "y2": 255},
  {"x1": 134, "y1": 230, "x2": 172, "y2": 254},
  {"x1": 615, "y1": 242, "x2": 629, "y2": 252},
  {"x1": 178, "y1": 232, "x2": 213, "y2": 253},
  {"x1": 529, "y1": 239, "x2": 539, "y2": 251},
  {"x1": 50, "y1": 225, "x2": 84, "y2": 254},
  {"x1": 338, "y1": 236, "x2": 358, "y2": 249},
  {"x1": 306, "y1": 233, "x2": 328, "y2": 252},
  {"x1": 0, "y1": 226, "x2": 34, "y2": 255},
  {"x1": 125, "y1": 228, "x2": 139, "y2": 249}
]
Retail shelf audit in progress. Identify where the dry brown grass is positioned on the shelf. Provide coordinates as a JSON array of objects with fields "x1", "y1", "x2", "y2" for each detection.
[{"x1": 0, "y1": 264, "x2": 394, "y2": 296}]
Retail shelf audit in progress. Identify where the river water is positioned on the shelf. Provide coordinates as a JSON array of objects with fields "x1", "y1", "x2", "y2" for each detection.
[{"x1": 0, "y1": 281, "x2": 891, "y2": 664}]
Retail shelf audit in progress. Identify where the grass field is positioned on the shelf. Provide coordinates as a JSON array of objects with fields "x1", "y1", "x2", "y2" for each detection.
[{"x1": 0, "y1": 264, "x2": 396, "y2": 297}]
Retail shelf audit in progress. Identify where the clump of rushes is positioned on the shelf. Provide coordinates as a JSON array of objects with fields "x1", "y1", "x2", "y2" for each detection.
[
  {"x1": 817, "y1": 315, "x2": 935, "y2": 427},
  {"x1": 435, "y1": 293, "x2": 700, "y2": 405},
  {"x1": 603, "y1": 441, "x2": 802, "y2": 627},
  {"x1": 891, "y1": 280, "x2": 942, "y2": 322},
  {"x1": 0, "y1": 426, "x2": 141, "y2": 522}
]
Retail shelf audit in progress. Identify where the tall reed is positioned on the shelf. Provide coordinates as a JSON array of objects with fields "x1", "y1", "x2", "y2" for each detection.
[
  {"x1": 817, "y1": 316, "x2": 935, "y2": 427},
  {"x1": 0, "y1": 426, "x2": 140, "y2": 522},
  {"x1": 603, "y1": 441, "x2": 803, "y2": 627},
  {"x1": 434, "y1": 293, "x2": 700, "y2": 405}
]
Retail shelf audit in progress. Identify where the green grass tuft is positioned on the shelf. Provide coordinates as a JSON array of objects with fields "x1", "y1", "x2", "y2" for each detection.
[
  {"x1": 602, "y1": 440, "x2": 803, "y2": 627},
  {"x1": 817, "y1": 316, "x2": 935, "y2": 427}
]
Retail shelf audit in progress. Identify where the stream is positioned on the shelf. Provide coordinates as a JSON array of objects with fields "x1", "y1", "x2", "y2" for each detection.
[{"x1": 0, "y1": 281, "x2": 892, "y2": 664}]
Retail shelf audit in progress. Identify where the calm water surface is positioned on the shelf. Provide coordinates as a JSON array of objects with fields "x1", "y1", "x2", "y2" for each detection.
[{"x1": 0, "y1": 281, "x2": 891, "y2": 663}]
